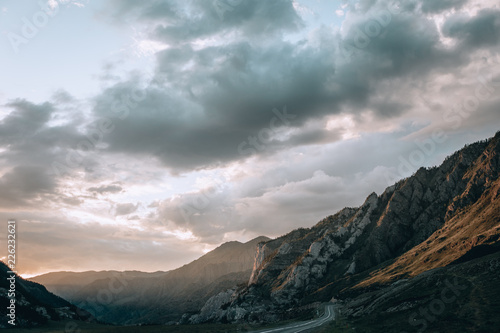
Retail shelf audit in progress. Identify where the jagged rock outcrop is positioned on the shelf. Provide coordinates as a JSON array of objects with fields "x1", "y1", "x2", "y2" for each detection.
[{"x1": 191, "y1": 131, "x2": 500, "y2": 324}]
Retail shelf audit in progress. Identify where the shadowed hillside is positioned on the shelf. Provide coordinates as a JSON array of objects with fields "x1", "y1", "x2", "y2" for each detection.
[{"x1": 0, "y1": 261, "x2": 92, "y2": 328}]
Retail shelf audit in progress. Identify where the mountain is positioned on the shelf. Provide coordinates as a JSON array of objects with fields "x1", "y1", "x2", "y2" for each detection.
[
  {"x1": 30, "y1": 270, "x2": 170, "y2": 303},
  {"x1": 30, "y1": 235, "x2": 270, "y2": 324},
  {"x1": 189, "y1": 131, "x2": 500, "y2": 330},
  {"x1": 336, "y1": 250, "x2": 500, "y2": 332},
  {"x1": 0, "y1": 261, "x2": 91, "y2": 328}
]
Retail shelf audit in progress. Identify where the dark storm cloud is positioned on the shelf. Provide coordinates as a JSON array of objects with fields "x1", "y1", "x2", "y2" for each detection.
[
  {"x1": 343, "y1": 12, "x2": 459, "y2": 78},
  {"x1": 371, "y1": 101, "x2": 410, "y2": 119},
  {"x1": 107, "y1": 0, "x2": 303, "y2": 42},
  {"x1": 93, "y1": 0, "x2": 498, "y2": 172},
  {"x1": 443, "y1": 9, "x2": 500, "y2": 48},
  {"x1": 92, "y1": 36, "x2": 343, "y2": 170},
  {"x1": 164, "y1": 41, "x2": 337, "y2": 128},
  {"x1": 285, "y1": 128, "x2": 343, "y2": 147},
  {"x1": 420, "y1": 0, "x2": 468, "y2": 14}
]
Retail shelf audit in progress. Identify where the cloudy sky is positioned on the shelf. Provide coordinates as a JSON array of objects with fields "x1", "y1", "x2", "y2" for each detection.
[{"x1": 0, "y1": 0, "x2": 499, "y2": 276}]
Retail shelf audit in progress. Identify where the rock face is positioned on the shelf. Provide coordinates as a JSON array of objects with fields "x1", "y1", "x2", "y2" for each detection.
[
  {"x1": 31, "y1": 236, "x2": 269, "y2": 324},
  {"x1": 191, "y1": 132, "x2": 500, "y2": 324},
  {"x1": 339, "y1": 251, "x2": 500, "y2": 332},
  {"x1": 0, "y1": 261, "x2": 90, "y2": 328}
]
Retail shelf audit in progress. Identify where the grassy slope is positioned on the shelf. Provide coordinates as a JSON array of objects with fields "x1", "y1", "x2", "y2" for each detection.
[{"x1": 357, "y1": 177, "x2": 500, "y2": 288}]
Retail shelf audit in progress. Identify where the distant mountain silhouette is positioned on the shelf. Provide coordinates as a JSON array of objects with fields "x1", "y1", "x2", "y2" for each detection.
[{"x1": 31, "y1": 236, "x2": 270, "y2": 324}]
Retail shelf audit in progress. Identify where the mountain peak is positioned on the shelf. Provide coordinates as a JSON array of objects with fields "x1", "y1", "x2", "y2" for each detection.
[{"x1": 246, "y1": 236, "x2": 271, "y2": 244}]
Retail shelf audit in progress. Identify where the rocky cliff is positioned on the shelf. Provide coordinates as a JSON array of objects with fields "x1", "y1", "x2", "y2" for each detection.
[{"x1": 190, "y1": 131, "x2": 500, "y2": 324}]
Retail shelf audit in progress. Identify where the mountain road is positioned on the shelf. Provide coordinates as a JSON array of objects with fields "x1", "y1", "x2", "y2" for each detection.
[{"x1": 251, "y1": 303, "x2": 338, "y2": 333}]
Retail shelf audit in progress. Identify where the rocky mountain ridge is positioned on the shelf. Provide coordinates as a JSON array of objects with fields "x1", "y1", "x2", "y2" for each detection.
[{"x1": 189, "y1": 131, "x2": 500, "y2": 325}]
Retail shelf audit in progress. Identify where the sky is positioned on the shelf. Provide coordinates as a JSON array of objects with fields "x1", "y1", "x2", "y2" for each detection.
[{"x1": 0, "y1": 0, "x2": 499, "y2": 277}]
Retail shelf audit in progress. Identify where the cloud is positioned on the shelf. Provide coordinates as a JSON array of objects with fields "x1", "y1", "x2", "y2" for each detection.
[
  {"x1": 88, "y1": 184, "x2": 123, "y2": 194},
  {"x1": 155, "y1": 183, "x2": 236, "y2": 243},
  {"x1": 0, "y1": 166, "x2": 57, "y2": 208},
  {"x1": 0, "y1": 100, "x2": 53, "y2": 145},
  {"x1": 0, "y1": 211, "x2": 205, "y2": 275},
  {"x1": 3, "y1": 0, "x2": 500, "y2": 274},
  {"x1": 443, "y1": 9, "x2": 500, "y2": 48},
  {"x1": 114, "y1": 202, "x2": 139, "y2": 216},
  {"x1": 0, "y1": 98, "x2": 111, "y2": 210},
  {"x1": 0, "y1": 100, "x2": 78, "y2": 208},
  {"x1": 88, "y1": 0, "x2": 500, "y2": 174},
  {"x1": 420, "y1": 0, "x2": 468, "y2": 13},
  {"x1": 75, "y1": 2, "x2": 492, "y2": 194},
  {"x1": 0, "y1": 99, "x2": 88, "y2": 168},
  {"x1": 106, "y1": 0, "x2": 303, "y2": 42}
]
